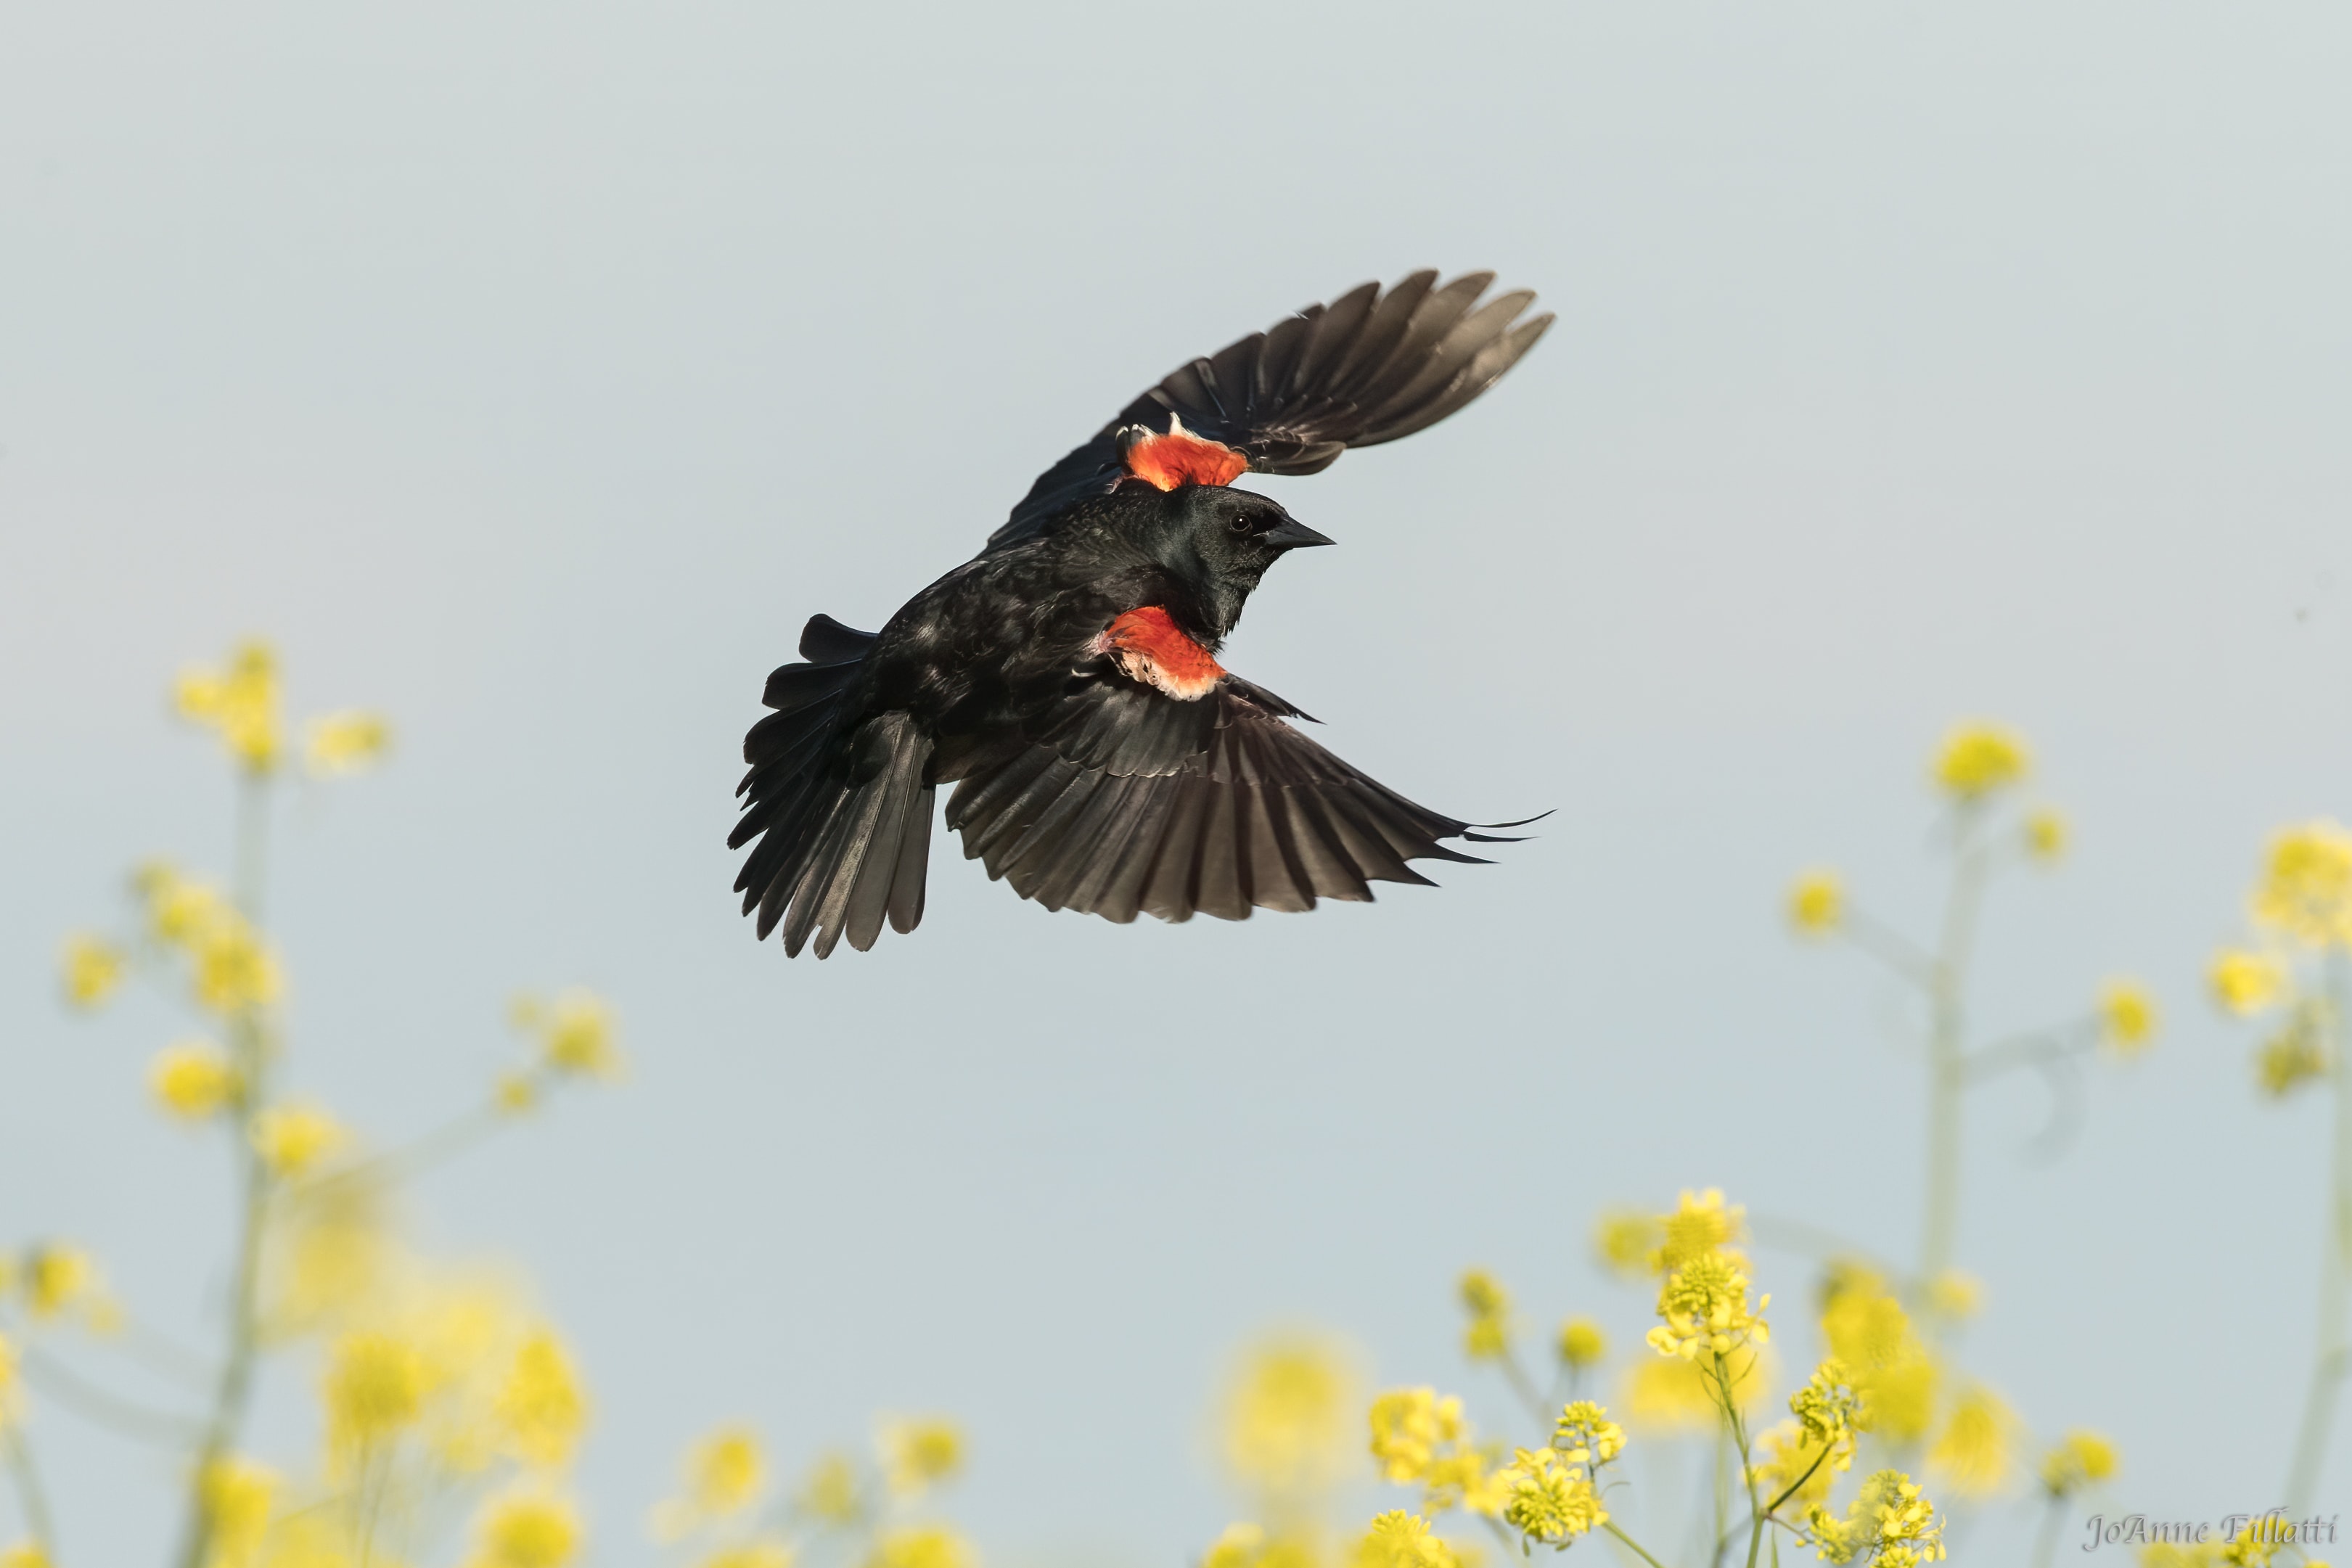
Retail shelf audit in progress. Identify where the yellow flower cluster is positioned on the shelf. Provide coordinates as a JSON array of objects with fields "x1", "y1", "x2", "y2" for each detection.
[
  {"x1": 2038, "y1": 1429, "x2": 2118, "y2": 1494},
  {"x1": 1647, "y1": 1249, "x2": 1770, "y2": 1363},
  {"x1": 1366, "y1": 1387, "x2": 1498, "y2": 1517},
  {"x1": 866, "y1": 1525, "x2": 978, "y2": 1568},
  {"x1": 1554, "y1": 1316, "x2": 1605, "y2": 1371},
  {"x1": 2256, "y1": 1006, "x2": 2332, "y2": 1099},
  {"x1": 1352, "y1": 1511, "x2": 1462, "y2": 1568},
  {"x1": 2023, "y1": 807, "x2": 2069, "y2": 863},
  {"x1": 1933, "y1": 723, "x2": 2029, "y2": 800},
  {"x1": 1787, "y1": 1358, "x2": 1866, "y2": 1482},
  {"x1": 1806, "y1": 1469, "x2": 1946, "y2": 1566},
  {"x1": 2252, "y1": 820, "x2": 2352, "y2": 948},
  {"x1": 511, "y1": 990, "x2": 625, "y2": 1081},
  {"x1": 1924, "y1": 1384, "x2": 2017, "y2": 1500},
  {"x1": 1819, "y1": 1272, "x2": 1937, "y2": 1444},
  {"x1": 134, "y1": 863, "x2": 284, "y2": 1017},
  {"x1": 304, "y1": 709, "x2": 395, "y2": 776},
  {"x1": 1788, "y1": 869, "x2": 1844, "y2": 936},
  {"x1": 1455, "y1": 1270, "x2": 1510, "y2": 1360},
  {"x1": 250, "y1": 1101, "x2": 351, "y2": 1178},
  {"x1": 2209, "y1": 948, "x2": 2286, "y2": 1015},
  {"x1": 881, "y1": 1416, "x2": 966, "y2": 1496},
  {"x1": 1496, "y1": 1445, "x2": 1606, "y2": 1546},
  {"x1": 149, "y1": 1040, "x2": 244, "y2": 1120},
  {"x1": 58, "y1": 932, "x2": 126, "y2": 1009},
  {"x1": 1591, "y1": 1208, "x2": 1660, "y2": 1278},
  {"x1": 470, "y1": 1490, "x2": 582, "y2": 1568},
  {"x1": 1224, "y1": 1335, "x2": 1357, "y2": 1500},
  {"x1": 2097, "y1": 979, "x2": 2160, "y2": 1059},
  {"x1": 7, "y1": 1242, "x2": 113, "y2": 1330},
  {"x1": 174, "y1": 639, "x2": 284, "y2": 774}
]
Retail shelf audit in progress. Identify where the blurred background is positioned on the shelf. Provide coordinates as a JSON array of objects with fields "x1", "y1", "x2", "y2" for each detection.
[{"x1": 4, "y1": 1, "x2": 2349, "y2": 1561}]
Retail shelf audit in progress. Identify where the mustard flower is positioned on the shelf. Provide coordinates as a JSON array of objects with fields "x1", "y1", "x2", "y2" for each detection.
[
  {"x1": 322, "y1": 1329, "x2": 424, "y2": 1450},
  {"x1": 191, "y1": 916, "x2": 283, "y2": 1016},
  {"x1": 1456, "y1": 1269, "x2": 1511, "y2": 1360},
  {"x1": 2097, "y1": 979, "x2": 2160, "y2": 1058},
  {"x1": 0, "y1": 1329, "x2": 19, "y2": 1424},
  {"x1": 657, "y1": 1424, "x2": 766, "y2": 1533},
  {"x1": 496, "y1": 1328, "x2": 590, "y2": 1468},
  {"x1": 1647, "y1": 1250, "x2": 1770, "y2": 1361},
  {"x1": 2024, "y1": 807, "x2": 2068, "y2": 863},
  {"x1": 1353, "y1": 1511, "x2": 1461, "y2": 1568},
  {"x1": 1552, "y1": 1400, "x2": 1624, "y2": 1466},
  {"x1": 304, "y1": 710, "x2": 393, "y2": 776},
  {"x1": 798, "y1": 1450, "x2": 861, "y2": 1526},
  {"x1": 22, "y1": 1243, "x2": 101, "y2": 1321},
  {"x1": 2039, "y1": 1429, "x2": 2118, "y2": 1494},
  {"x1": 1806, "y1": 1470, "x2": 1946, "y2": 1565},
  {"x1": 1788, "y1": 870, "x2": 1844, "y2": 937},
  {"x1": 149, "y1": 1040, "x2": 242, "y2": 1121},
  {"x1": 495, "y1": 1072, "x2": 541, "y2": 1116},
  {"x1": 1932, "y1": 723, "x2": 2029, "y2": 800},
  {"x1": 59, "y1": 933, "x2": 126, "y2": 1009},
  {"x1": 865, "y1": 1527, "x2": 978, "y2": 1568},
  {"x1": 1494, "y1": 1447, "x2": 1605, "y2": 1546},
  {"x1": 2210, "y1": 948, "x2": 2287, "y2": 1016},
  {"x1": 0, "y1": 1546, "x2": 49, "y2": 1568},
  {"x1": 1203, "y1": 1524, "x2": 1271, "y2": 1568},
  {"x1": 1752, "y1": 1420, "x2": 1837, "y2": 1511},
  {"x1": 1369, "y1": 1387, "x2": 1464, "y2": 1483},
  {"x1": 881, "y1": 1415, "x2": 965, "y2": 1495},
  {"x1": 470, "y1": 1491, "x2": 583, "y2": 1568},
  {"x1": 197, "y1": 1456, "x2": 278, "y2": 1566},
  {"x1": 1556, "y1": 1316, "x2": 1606, "y2": 1371},
  {"x1": 174, "y1": 639, "x2": 282, "y2": 774},
  {"x1": 2253, "y1": 821, "x2": 2352, "y2": 948},
  {"x1": 514, "y1": 990, "x2": 623, "y2": 1080},
  {"x1": 1223, "y1": 1335, "x2": 1356, "y2": 1495},
  {"x1": 1622, "y1": 1344, "x2": 1771, "y2": 1435},
  {"x1": 1655, "y1": 1188, "x2": 1747, "y2": 1273},
  {"x1": 1591, "y1": 1210, "x2": 1660, "y2": 1279},
  {"x1": 1926, "y1": 1384, "x2": 2017, "y2": 1499},
  {"x1": 1925, "y1": 1271, "x2": 1983, "y2": 1322},
  {"x1": 250, "y1": 1101, "x2": 349, "y2": 1178},
  {"x1": 1790, "y1": 1359, "x2": 1865, "y2": 1473},
  {"x1": 2256, "y1": 1006, "x2": 2332, "y2": 1099},
  {"x1": 1819, "y1": 1279, "x2": 1937, "y2": 1445}
]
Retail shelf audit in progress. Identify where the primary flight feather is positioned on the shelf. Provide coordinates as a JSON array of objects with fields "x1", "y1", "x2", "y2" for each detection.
[{"x1": 732, "y1": 270, "x2": 1552, "y2": 957}]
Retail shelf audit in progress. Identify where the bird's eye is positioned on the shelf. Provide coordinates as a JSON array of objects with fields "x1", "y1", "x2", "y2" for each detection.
[{"x1": 1229, "y1": 514, "x2": 1255, "y2": 535}]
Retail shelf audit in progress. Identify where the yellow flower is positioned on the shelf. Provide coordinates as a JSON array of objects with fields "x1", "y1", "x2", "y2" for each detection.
[
  {"x1": 1369, "y1": 1387, "x2": 1464, "y2": 1483},
  {"x1": 250, "y1": 1102, "x2": 349, "y2": 1178},
  {"x1": 494, "y1": 1072, "x2": 540, "y2": 1116},
  {"x1": 514, "y1": 991, "x2": 623, "y2": 1080},
  {"x1": 2210, "y1": 949, "x2": 2288, "y2": 1017},
  {"x1": 2024, "y1": 808, "x2": 2069, "y2": 863},
  {"x1": 1752, "y1": 1420, "x2": 1837, "y2": 1511},
  {"x1": 304, "y1": 710, "x2": 393, "y2": 776},
  {"x1": 700, "y1": 1544, "x2": 795, "y2": 1568},
  {"x1": 1556, "y1": 1317, "x2": 1606, "y2": 1371},
  {"x1": 198, "y1": 1455, "x2": 278, "y2": 1567},
  {"x1": 1926, "y1": 1385, "x2": 2017, "y2": 1499},
  {"x1": 1925, "y1": 1271, "x2": 1983, "y2": 1322},
  {"x1": 2256, "y1": 1005, "x2": 2332, "y2": 1099},
  {"x1": 150, "y1": 1041, "x2": 242, "y2": 1121},
  {"x1": 0, "y1": 1546, "x2": 51, "y2": 1568},
  {"x1": 2040, "y1": 1429, "x2": 2118, "y2": 1494},
  {"x1": 266, "y1": 1175, "x2": 393, "y2": 1332},
  {"x1": 1788, "y1": 1360, "x2": 1864, "y2": 1471},
  {"x1": 175, "y1": 639, "x2": 283, "y2": 773},
  {"x1": 1654, "y1": 1188, "x2": 1747, "y2": 1273},
  {"x1": 654, "y1": 1424, "x2": 766, "y2": 1536},
  {"x1": 60, "y1": 933, "x2": 126, "y2": 1009},
  {"x1": 192, "y1": 918, "x2": 284, "y2": 1017},
  {"x1": 1456, "y1": 1270, "x2": 1511, "y2": 1360},
  {"x1": 1808, "y1": 1470, "x2": 1945, "y2": 1565},
  {"x1": 1591, "y1": 1210, "x2": 1660, "y2": 1279},
  {"x1": 1787, "y1": 871, "x2": 1844, "y2": 937},
  {"x1": 1819, "y1": 1278, "x2": 1938, "y2": 1445},
  {"x1": 1223, "y1": 1334, "x2": 1357, "y2": 1498},
  {"x1": 798, "y1": 1450, "x2": 861, "y2": 1526},
  {"x1": 322, "y1": 1330, "x2": 424, "y2": 1450},
  {"x1": 23, "y1": 1244, "x2": 99, "y2": 1321},
  {"x1": 1933, "y1": 722, "x2": 2030, "y2": 800},
  {"x1": 496, "y1": 1329, "x2": 589, "y2": 1468},
  {"x1": 880, "y1": 1416, "x2": 964, "y2": 1495},
  {"x1": 1552, "y1": 1401, "x2": 1624, "y2": 1467},
  {"x1": 1354, "y1": 1511, "x2": 1461, "y2": 1568},
  {"x1": 469, "y1": 1492, "x2": 582, "y2": 1568},
  {"x1": 865, "y1": 1527, "x2": 977, "y2": 1568},
  {"x1": 0, "y1": 1329, "x2": 19, "y2": 1421},
  {"x1": 1493, "y1": 1448, "x2": 1605, "y2": 1545},
  {"x1": 2253, "y1": 821, "x2": 2352, "y2": 948},
  {"x1": 1645, "y1": 1250, "x2": 1769, "y2": 1361},
  {"x1": 2098, "y1": 980, "x2": 2160, "y2": 1058}
]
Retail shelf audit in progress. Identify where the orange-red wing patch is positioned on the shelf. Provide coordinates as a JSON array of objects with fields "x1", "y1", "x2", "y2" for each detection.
[
  {"x1": 1094, "y1": 605, "x2": 1227, "y2": 701},
  {"x1": 1121, "y1": 418, "x2": 1250, "y2": 491}
]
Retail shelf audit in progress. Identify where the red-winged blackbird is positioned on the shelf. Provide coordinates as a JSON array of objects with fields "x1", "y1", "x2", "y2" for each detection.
[{"x1": 734, "y1": 270, "x2": 1552, "y2": 957}]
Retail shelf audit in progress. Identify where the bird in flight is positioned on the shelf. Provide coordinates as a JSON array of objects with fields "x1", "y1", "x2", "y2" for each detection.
[{"x1": 732, "y1": 270, "x2": 1552, "y2": 957}]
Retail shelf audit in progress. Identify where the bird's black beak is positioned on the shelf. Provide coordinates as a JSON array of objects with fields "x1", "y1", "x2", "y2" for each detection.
[{"x1": 1262, "y1": 517, "x2": 1335, "y2": 551}]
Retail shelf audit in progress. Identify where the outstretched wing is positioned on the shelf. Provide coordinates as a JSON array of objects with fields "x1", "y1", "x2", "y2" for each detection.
[
  {"x1": 991, "y1": 270, "x2": 1553, "y2": 548},
  {"x1": 942, "y1": 673, "x2": 1519, "y2": 925}
]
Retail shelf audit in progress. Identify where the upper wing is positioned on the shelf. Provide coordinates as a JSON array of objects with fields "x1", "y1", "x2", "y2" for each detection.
[
  {"x1": 942, "y1": 673, "x2": 1518, "y2": 925},
  {"x1": 990, "y1": 270, "x2": 1554, "y2": 547}
]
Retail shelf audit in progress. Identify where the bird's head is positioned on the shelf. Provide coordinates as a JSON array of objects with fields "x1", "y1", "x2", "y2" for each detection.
[{"x1": 1145, "y1": 484, "x2": 1333, "y2": 633}]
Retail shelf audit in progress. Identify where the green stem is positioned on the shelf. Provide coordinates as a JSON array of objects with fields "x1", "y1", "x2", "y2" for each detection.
[
  {"x1": 2028, "y1": 1492, "x2": 2065, "y2": 1568},
  {"x1": 1601, "y1": 1519, "x2": 1673, "y2": 1568},
  {"x1": 1, "y1": 1424, "x2": 56, "y2": 1553},
  {"x1": 1919, "y1": 810, "x2": 1991, "y2": 1314},
  {"x1": 171, "y1": 773, "x2": 277, "y2": 1568},
  {"x1": 2285, "y1": 951, "x2": 2352, "y2": 1512}
]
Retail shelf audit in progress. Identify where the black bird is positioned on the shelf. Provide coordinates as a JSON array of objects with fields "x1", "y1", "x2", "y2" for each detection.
[{"x1": 732, "y1": 270, "x2": 1552, "y2": 957}]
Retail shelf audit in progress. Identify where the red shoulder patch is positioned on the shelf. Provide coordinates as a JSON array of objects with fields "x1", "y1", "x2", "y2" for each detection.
[
  {"x1": 1121, "y1": 415, "x2": 1250, "y2": 492},
  {"x1": 1093, "y1": 605, "x2": 1226, "y2": 701}
]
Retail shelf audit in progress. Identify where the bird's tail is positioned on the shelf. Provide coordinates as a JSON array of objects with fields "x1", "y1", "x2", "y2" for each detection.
[{"x1": 731, "y1": 615, "x2": 935, "y2": 958}]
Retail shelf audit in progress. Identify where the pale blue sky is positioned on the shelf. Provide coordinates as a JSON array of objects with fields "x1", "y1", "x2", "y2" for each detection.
[{"x1": 4, "y1": 4, "x2": 2351, "y2": 1562}]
